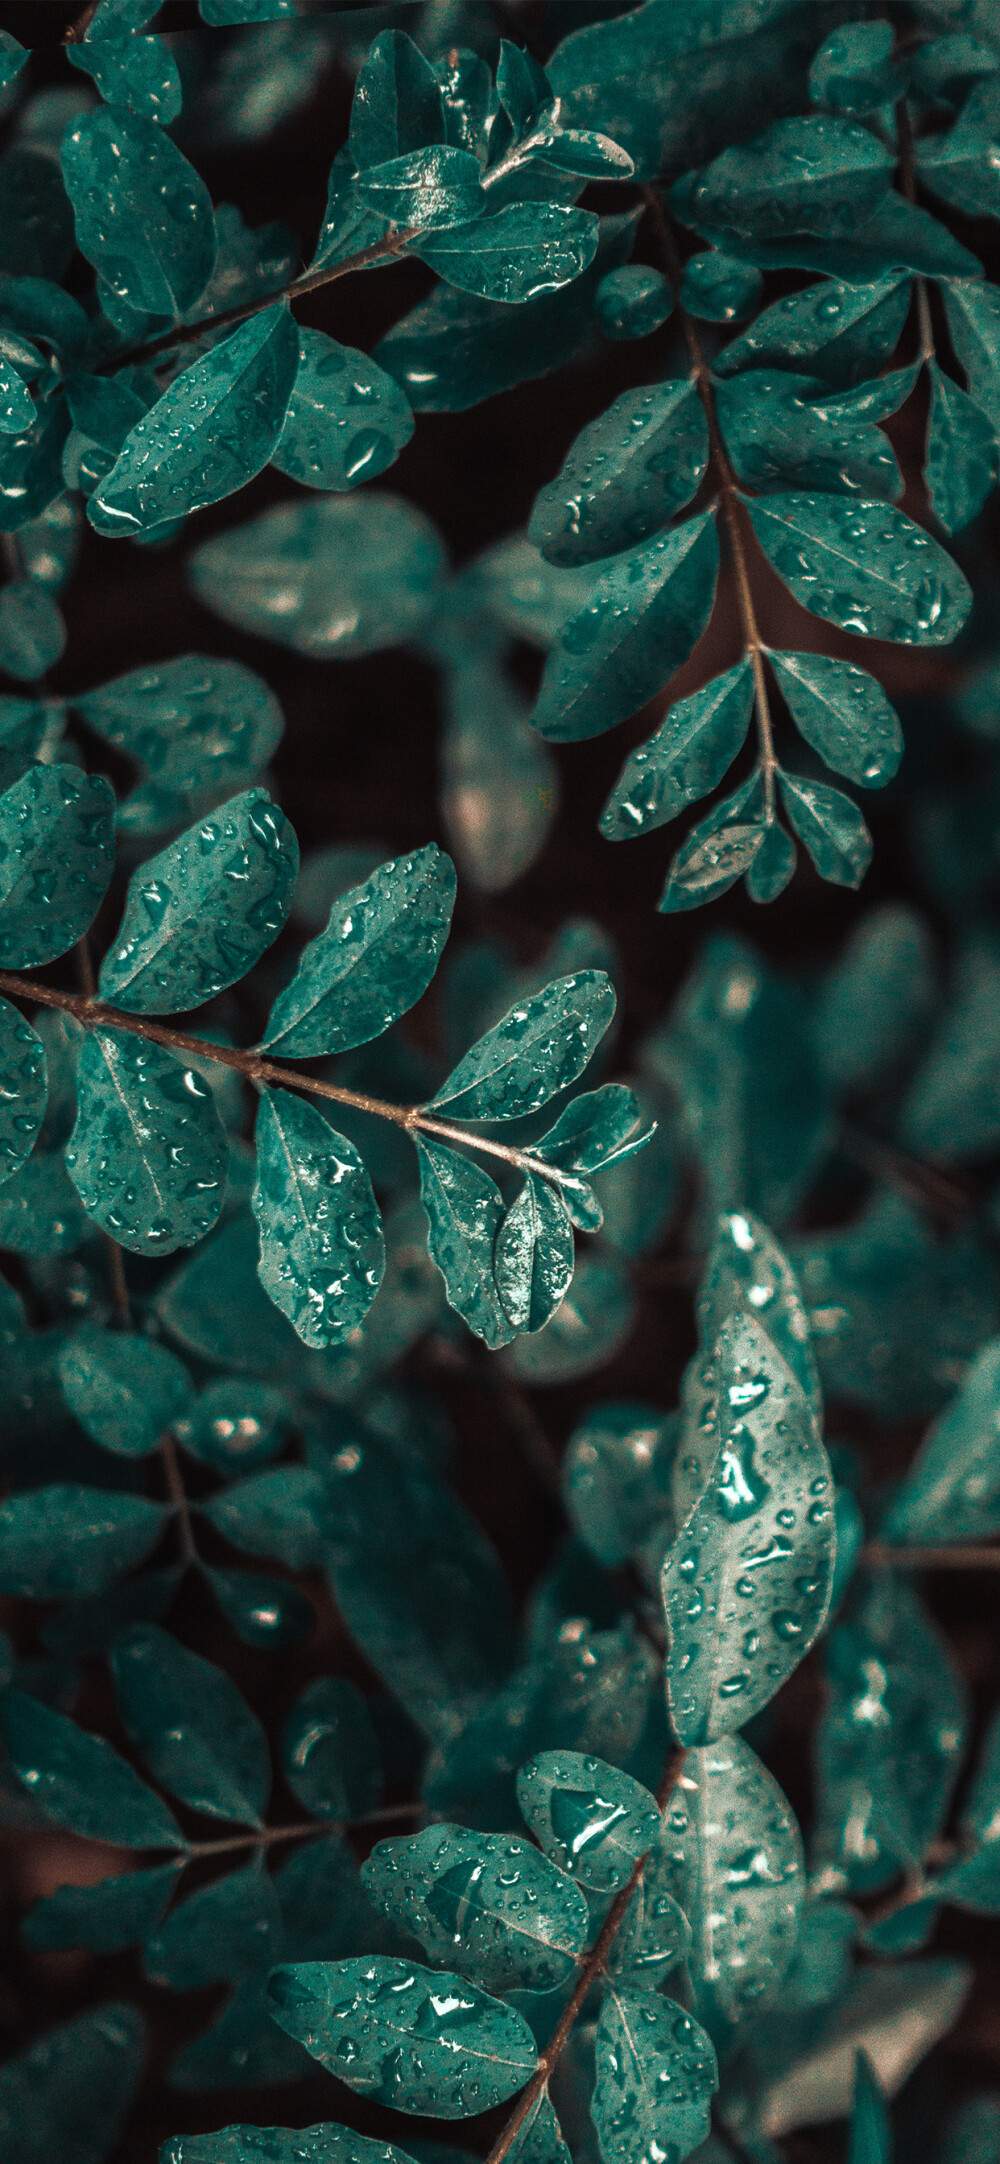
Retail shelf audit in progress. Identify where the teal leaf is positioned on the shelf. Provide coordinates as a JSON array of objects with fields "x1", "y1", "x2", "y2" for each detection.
[
  {"x1": 533, "y1": 126, "x2": 634, "y2": 180},
  {"x1": 206, "y1": 1564, "x2": 315, "y2": 1649},
  {"x1": 595, "y1": 265, "x2": 673, "y2": 341},
  {"x1": 251, "y1": 1089, "x2": 385, "y2": 1350},
  {"x1": 746, "y1": 492, "x2": 972, "y2": 645},
  {"x1": 61, "y1": 109, "x2": 216, "y2": 317},
  {"x1": 698, "y1": 1208, "x2": 822, "y2": 1433},
  {"x1": 662, "y1": 1315, "x2": 835, "y2": 1745},
  {"x1": 430, "y1": 970, "x2": 615, "y2": 1121},
  {"x1": 281, "y1": 1677, "x2": 381, "y2": 1823},
  {"x1": 100, "y1": 789, "x2": 297, "y2": 1013},
  {"x1": 175, "y1": 1378, "x2": 293, "y2": 1470},
  {"x1": 362, "y1": 1822, "x2": 589, "y2": 1992},
  {"x1": 679, "y1": 250, "x2": 762, "y2": 323},
  {"x1": 200, "y1": 1465, "x2": 325, "y2": 1570},
  {"x1": 67, "y1": 32, "x2": 183, "y2": 127},
  {"x1": 190, "y1": 491, "x2": 446, "y2": 657},
  {"x1": 0, "y1": 1688, "x2": 184, "y2": 1847},
  {"x1": 0, "y1": 1484, "x2": 168, "y2": 1598},
  {"x1": 23, "y1": 1860, "x2": 181, "y2": 1953},
  {"x1": 76, "y1": 654, "x2": 284, "y2": 799},
  {"x1": 312, "y1": 146, "x2": 409, "y2": 274},
  {"x1": 658, "y1": 1734, "x2": 805, "y2": 2034},
  {"x1": 272, "y1": 329, "x2": 414, "y2": 492},
  {"x1": 502, "y1": 2093, "x2": 573, "y2": 2164},
  {"x1": 563, "y1": 1401, "x2": 678, "y2": 1571},
  {"x1": 440, "y1": 651, "x2": 558, "y2": 895},
  {"x1": 943, "y1": 279, "x2": 1000, "y2": 434},
  {"x1": 65, "y1": 1029, "x2": 228, "y2": 1256},
  {"x1": 504, "y1": 1247, "x2": 635, "y2": 1385},
  {"x1": 358, "y1": 145, "x2": 485, "y2": 233},
  {"x1": 532, "y1": 511, "x2": 719, "y2": 742},
  {"x1": 769, "y1": 650, "x2": 902, "y2": 788},
  {"x1": 0, "y1": 580, "x2": 66, "y2": 679},
  {"x1": 0, "y1": 765, "x2": 115, "y2": 968},
  {"x1": 591, "y1": 1989, "x2": 717, "y2": 2164},
  {"x1": 0, "y1": 395, "x2": 74, "y2": 535},
  {"x1": 528, "y1": 379, "x2": 709, "y2": 567},
  {"x1": 898, "y1": 943, "x2": 1000, "y2": 1161},
  {"x1": 0, "y1": 997, "x2": 45, "y2": 1186},
  {"x1": 266, "y1": 1955, "x2": 539, "y2": 2114},
  {"x1": 262, "y1": 845, "x2": 455, "y2": 1058},
  {"x1": 848, "y1": 2055, "x2": 893, "y2": 2164},
  {"x1": 0, "y1": 359, "x2": 36, "y2": 437},
  {"x1": 746, "y1": 818, "x2": 797, "y2": 903},
  {"x1": 154, "y1": 1214, "x2": 301, "y2": 1374},
  {"x1": 90, "y1": 306, "x2": 299, "y2": 536},
  {"x1": 349, "y1": 29, "x2": 444, "y2": 172},
  {"x1": 810, "y1": 21, "x2": 898, "y2": 113},
  {"x1": 779, "y1": 771, "x2": 873, "y2": 889},
  {"x1": 672, "y1": 116, "x2": 893, "y2": 240},
  {"x1": 0, "y1": 33, "x2": 27, "y2": 91},
  {"x1": 420, "y1": 203, "x2": 598, "y2": 304},
  {"x1": 161, "y1": 2128, "x2": 422, "y2": 2164},
  {"x1": 925, "y1": 361, "x2": 998, "y2": 535},
  {"x1": 144, "y1": 1865, "x2": 284, "y2": 1990},
  {"x1": 715, "y1": 368, "x2": 908, "y2": 500},
  {"x1": 715, "y1": 275, "x2": 911, "y2": 388},
  {"x1": 111, "y1": 1621, "x2": 270, "y2": 1826},
  {"x1": 494, "y1": 1174, "x2": 575, "y2": 1333},
  {"x1": 57, "y1": 1326, "x2": 192, "y2": 1457},
  {"x1": 495, "y1": 40, "x2": 553, "y2": 137},
  {"x1": 962, "y1": 1704, "x2": 1000, "y2": 1847},
  {"x1": 659, "y1": 771, "x2": 769, "y2": 913},
  {"x1": 601, "y1": 660, "x2": 754, "y2": 840},
  {"x1": 918, "y1": 116, "x2": 1000, "y2": 222},
  {"x1": 0, "y1": 2005, "x2": 146, "y2": 2164},
  {"x1": 416, "y1": 1135, "x2": 514, "y2": 1350},
  {"x1": 812, "y1": 904, "x2": 937, "y2": 1096},
  {"x1": 169, "y1": 1977, "x2": 309, "y2": 2092},
  {"x1": 516, "y1": 1749, "x2": 659, "y2": 1892},
  {"x1": 883, "y1": 1339, "x2": 1000, "y2": 1547},
  {"x1": 535, "y1": 1083, "x2": 654, "y2": 1180}
]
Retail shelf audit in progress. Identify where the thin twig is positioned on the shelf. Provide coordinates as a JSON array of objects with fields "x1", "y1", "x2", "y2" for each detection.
[
  {"x1": 184, "y1": 1800, "x2": 427, "y2": 1861},
  {"x1": 160, "y1": 1432, "x2": 198, "y2": 1565},
  {"x1": 104, "y1": 1237, "x2": 132, "y2": 1327},
  {"x1": 895, "y1": 98, "x2": 935, "y2": 362},
  {"x1": 839, "y1": 1120, "x2": 969, "y2": 1221}
]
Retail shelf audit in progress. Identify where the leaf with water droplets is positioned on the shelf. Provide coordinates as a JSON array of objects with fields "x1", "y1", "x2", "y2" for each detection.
[
  {"x1": 529, "y1": 378, "x2": 709, "y2": 568},
  {"x1": 661, "y1": 1314, "x2": 835, "y2": 1745},
  {"x1": 494, "y1": 1174, "x2": 575, "y2": 1334},
  {"x1": 349, "y1": 27, "x2": 445, "y2": 170},
  {"x1": 23, "y1": 1860, "x2": 182, "y2": 1955},
  {"x1": 0, "y1": 356, "x2": 35, "y2": 438},
  {"x1": 602, "y1": 661, "x2": 754, "y2": 841},
  {"x1": 532, "y1": 511, "x2": 719, "y2": 742},
  {"x1": 698, "y1": 1210, "x2": 822, "y2": 1434},
  {"x1": 145, "y1": 1866, "x2": 284, "y2": 1990},
  {"x1": 918, "y1": 107, "x2": 1000, "y2": 222},
  {"x1": 110, "y1": 1621, "x2": 271, "y2": 1827},
  {"x1": 517, "y1": 1749, "x2": 659, "y2": 1892},
  {"x1": 206, "y1": 1563, "x2": 315, "y2": 1650},
  {"x1": 199, "y1": 1464, "x2": 325, "y2": 1571},
  {"x1": 359, "y1": 144, "x2": 485, "y2": 233},
  {"x1": 57, "y1": 1325, "x2": 191, "y2": 1458},
  {"x1": 161, "y1": 2127, "x2": 423, "y2": 2164},
  {"x1": 672, "y1": 114, "x2": 893, "y2": 241},
  {"x1": 769, "y1": 650, "x2": 902, "y2": 789},
  {"x1": 0, "y1": 997, "x2": 45, "y2": 1187},
  {"x1": 779, "y1": 771, "x2": 872, "y2": 889},
  {"x1": 924, "y1": 360, "x2": 998, "y2": 535},
  {"x1": 715, "y1": 274, "x2": 911, "y2": 388},
  {"x1": 99, "y1": 789, "x2": 298, "y2": 1014},
  {"x1": 943, "y1": 278, "x2": 1000, "y2": 434},
  {"x1": 0, "y1": 764, "x2": 114, "y2": 968},
  {"x1": 659, "y1": 771, "x2": 769, "y2": 912},
  {"x1": 534, "y1": 1082, "x2": 654, "y2": 1194},
  {"x1": 658, "y1": 1734, "x2": 805, "y2": 2035},
  {"x1": 0, "y1": 1483, "x2": 168, "y2": 1599},
  {"x1": 61, "y1": 108, "x2": 216, "y2": 317},
  {"x1": 67, "y1": 31, "x2": 183, "y2": 127},
  {"x1": 77, "y1": 654, "x2": 284, "y2": 798},
  {"x1": 416, "y1": 1135, "x2": 514, "y2": 1350},
  {"x1": 420, "y1": 203, "x2": 598, "y2": 305},
  {"x1": 716, "y1": 369, "x2": 908, "y2": 500},
  {"x1": 90, "y1": 306, "x2": 299, "y2": 537},
  {"x1": 0, "y1": 1688, "x2": 184, "y2": 1847},
  {"x1": 362, "y1": 1822, "x2": 589, "y2": 1993},
  {"x1": 0, "y1": 2003, "x2": 146, "y2": 2164},
  {"x1": 262, "y1": 845, "x2": 455, "y2": 1058},
  {"x1": 266, "y1": 1954, "x2": 539, "y2": 2115},
  {"x1": 252, "y1": 1087, "x2": 385, "y2": 1351},
  {"x1": 281, "y1": 1677, "x2": 382, "y2": 1823},
  {"x1": 430, "y1": 972, "x2": 616, "y2": 1122},
  {"x1": 591, "y1": 1987, "x2": 718, "y2": 2164},
  {"x1": 746, "y1": 491, "x2": 972, "y2": 645},
  {"x1": 272, "y1": 329, "x2": 414, "y2": 493},
  {"x1": 882, "y1": 1338, "x2": 1000, "y2": 1547},
  {"x1": 65, "y1": 1028, "x2": 228, "y2": 1256}
]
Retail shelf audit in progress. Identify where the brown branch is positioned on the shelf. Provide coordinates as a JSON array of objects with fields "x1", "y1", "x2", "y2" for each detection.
[
  {"x1": 864, "y1": 1541, "x2": 1000, "y2": 1570},
  {"x1": 184, "y1": 1800, "x2": 427, "y2": 1861},
  {"x1": 483, "y1": 1747, "x2": 687, "y2": 2164}
]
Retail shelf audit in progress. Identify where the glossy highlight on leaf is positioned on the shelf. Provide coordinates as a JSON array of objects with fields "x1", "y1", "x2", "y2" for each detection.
[
  {"x1": 252, "y1": 1089, "x2": 385, "y2": 1351},
  {"x1": 65, "y1": 1028, "x2": 229, "y2": 1256},
  {"x1": 0, "y1": 764, "x2": 114, "y2": 969},
  {"x1": 529, "y1": 378, "x2": 710, "y2": 567},
  {"x1": 746, "y1": 493, "x2": 973, "y2": 646},
  {"x1": 602, "y1": 660, "x2": 754, "y2": 840},
  {"x1": 517, "y1": 1749, "x2": 660, "y2": 1892},
  {"x1": 362, "y1": 1822, "x2": 589, "y2": 1992},
  {"x1": 430, "y1": 970, "x2": 615, "y2": 1122},
  {"x1": 592, "y1": 1988, "x2": 717, "y2": 2164},
  {"x1": 262, "y1": 846, "x2": 455, "y2": 1058},
  {"x1": 0, "y1": 1687, "x2": 184, "y2": 1848},
  {"x1": 272, "y1": 329, "x2": 415, "y2": 493}
]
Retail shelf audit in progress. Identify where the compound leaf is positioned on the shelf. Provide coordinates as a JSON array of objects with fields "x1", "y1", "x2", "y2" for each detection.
[
  {"x1": 251, "y1": 1089, "x2": 385, "y2": 1350},
  {"x1": 110, "y1": 1621, "x2": 270, "y2": 1828},
  {"x1": 262, "y1": 845, "x2": 455, "y2": 1058}
]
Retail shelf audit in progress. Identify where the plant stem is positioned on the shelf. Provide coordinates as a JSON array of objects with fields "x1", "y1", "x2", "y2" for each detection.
[
  {"x1": 642, "y1": 186, "x2": 778, "y2": 812},
  {"x1": 161, "y1": 1432, "x2": 198, "y2": 1565},
  {"x1": 864, "y1": 1541, "x2": 1000, "y2": 1570},
  {"x1": 895, "y1": 98, "x2": 936, "y2": 363},
  {"x1": 184, "y1": 1800, "x2": 426, "y2": 1861},
  {"x1": 0, "y1": 970, "x2": 583, "y2": 1197},
  {"x1": 483, "y1": 1746, "x2": 687, "y2": 2164},
  {"x1": 838, "y1": 1120, "x2": 969, "y2": 1222}
]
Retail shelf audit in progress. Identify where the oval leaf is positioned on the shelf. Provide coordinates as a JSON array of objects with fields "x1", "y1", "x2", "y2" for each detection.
[
  {"x1": 110, "y1": 1621, "x2": 271, "y2": 1828},
  {"x1": 0, "y1": 765, "x2": 114, "y2": 968},
  {"x1": 362, "y1": 1823, "x2": 590, "y2": 1992},
  {"x1": 65, "y1": 1028, "x2": 229, "y2": 1256},
  {"x1": 0, "y1": 1688, "x2": 184, "y2": 1847},
  {"x1": 746, "y1": 491, "x2": 972, "y2": 645},
  {"x1": 429, "y1": 970, "x2": 616, "y2": 1122},
  {"x1": 251, "y1": 1089, "x2": 385, "y2": 1350},
  {"x1": 262, "y1": 845, "x2": 455, "y2": 1058}
]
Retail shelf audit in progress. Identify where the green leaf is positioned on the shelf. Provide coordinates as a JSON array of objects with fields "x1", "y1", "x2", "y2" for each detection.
[
  {"x1": 189, "y1": 491, "x2": 446, "y2": 657},
  {"x1": 90, "y1": 306, "x2": 299, "y2": 536},
  {"x1": 175, "y1": 1377, "x2": 292, "y2": 1470},
  {"x1": 155, "y1": 1214, "x2": 300, "y2": 1374},
  {"x1": 747, "y1": 491, "x2": 972, "y2": 645},
  {"x1": 262, "y1": 844, "x2": 455, "y2": 1058},
  {"x1": 0, "y1": 579, "x2": 65, "y2": 679},
  {"x1": 943, "y1": 279, "x2": 1000, "y2": 434},
  {"x1": 679, "y1": 249, "x2": 762, "y2": 323},
  {"x1": 517, "y1": 1749, "x2": 659, "y2": 1891},
  {"x1": 898, "y1": 943, "x2": 1000, "y2": 1160},
  {"x1": 714, "y1": 274, "x2": 911, "y2": 388},
  {"x1": 0, "y1": 394, "x2": 73, "y2": 535},
  {"x1": 698, "y1": 1207, "x2": 822, "y2": 1438},
  {"x1": 883, "y1": 1339, "x2": 1000, "y2": 1546},
  {"x1": 0, "y1": 1484, "x2": 168, "y2": 1598},
  {"x1": 0, "y1": 997, "x2": 45, "y2": 1187},
  {"x1": 779, "y1": 771, "x2": 873, "y2": 889},
  {"x1": 66, "y1": 1028, "x2": 228, "y2": 1256},
  {"x1": 535, "y1": 1082, "x2": 654, "y2": 1181},
  {"x1": 266, "y1": 1955, "x2": 539, "y2": 2114},
  {"x1": 362, "y1": 1822, "x2": 589, "y2": 1992},
  {"x1": 673, "y1": 116, "x2": 893, "y2": 240},
  {"x1": 659, "y1": 771, "x2": 769, "y2": 913},
  {"x1": 919, "y1": 113, "x2": 1000, "y2": 222},
  {"x1": 813, "y1": 903, "x2": 937, "y2": 1096},
  {"x1": 532, "y1": 511, "x2": 719, "y2": 742},
  {"x1": 61, "y1": 109, "x2": 216, "y2": 317},
  {"x1": 602, "y1": 660, "x2": 754, "y2": 840},
  {"x1": 272, "y1": 329, "x2": 414, "y2": 492},
  {"x1": 962, "y1": 1704, "x2": 1000, "y2": 1847},
  {"x1": 504, "y1": 1247, "x2": 636, "y2": 1385},
  {"x1": 200, "y1": 1465, "x2": 324, "y2": 1570},
  {"x1": 495, "y1": 40, "x2": 553, "y2": 137},
  {"x1": 769, "y1": 649, "x2": 902, "y2": 789},
  {"x1": 529, "y1": 378, "x2": 709, "y2": 567},
  {"x1": 110, "y1": 1621, "x2": 271, "y2": 1827},
  {"x1": 591, "y1": 1988, "x2": 717, "y2": 2164},
  {"x1": 206, "y1": 1564, "x2": 315, "y2": 1649},
  {"x1": 281, "y1": 1677, "x2": 381, "y2": 1822},
  {"x1": 67, "y1": 32, "x2": 183, "y2": 127},
  {"x1": 925, "y1": 360, "x2": 998, "y2": 535},
  {"x1": 100, "y1": 789, "x2": 297, "y2": 1014},
  {"x1": 659, "y1": 1734, "x2": 805, "y2": 2034},
  {"x1": 848, "y1": 2054, "x2": 893, "y2": 2164},
  {"x1": 77, "y1": 654, "x2": 284, "y2": 798},
  {"x1": 359, "y1": 145, "x2": 485, "y2": 233},
  {"x1": 145, "y1": 1865, "x2": 284, "y2": 1990},
  {"x1": 0, "y1": 32, "x2": 27, "y2": 91},
  {"x1": 502, "y1": 2094, "x2": 573, "y2": 2164},
  {"x1": 23, "y1": 1860, "x2": 181, "y2": 1954},
  {"x1": 416, "y1": 1135, "x2": 514, "y2": 1350},
  {"x1": 430, "y1": 970, "x2": 615, "y2": 1122},
  {"x1": 494, "y1": 1174, "x2": 575, "y2": 1333},
  {"x1": 251, "y1": 1089, "x2": 385, "y2": 1350},
  {"x1": 169, "y1": 1976, "x2": 309, "y2": 2092},
  {"x1": 661, "y1": 1315, "x2": 835, "y2": 1745},
  {"x1": 420, "y1": 203, "x2": 598, "y2": 304},
  {"x1": 716, "y1": 368, "x2": 909, "y2": 500},
  {"x1": 0, "y1": 765, "x2": 115, "y2": 968},
  {"x1": 810, "y1": 21, "x2": 898, "y2": 112},
  {"x1": 57, "y1": 1326, "x2": 191, "y2": 1458},
  {"x1": 595, "y1": 264, "x2": 673, "y2": 340},
  {"x1": 349, "y1": 29, "x2": 444, "y2": 171},
  {"x1": 0, "y1": 1688, "x2": 184, "y2": 1847},
  {"x1": 440, "y1": 652, "x2": 558, "y2": 895},
  {"x1": 0, "y1": 358, "x2": 36, "y2": 438},
  {"x1": 563, "y1": 1401, "x2": 678, "y2": 1571},
  {"x1": 161, "y1": 2128, "x2": 423, "y2": 2164},
  {"x1": 0, "y1": 2004, "x2": 146, "y2": 2164},
  {"x1": 533, "y1": 125, "x2": 634, "y2": 181}
]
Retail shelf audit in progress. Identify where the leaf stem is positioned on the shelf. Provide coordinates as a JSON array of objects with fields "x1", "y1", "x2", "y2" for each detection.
[
  {"x1": 183, "y1": 1800, "x2": 427, "y2": 1861},
  {"x1": 160, "y1": 1431, "x2": 198, "y2": 1565},
  {"x1": 895, "y1": 98, "x2": 936, "y2": 364},
  {"x1": 483, "y1": 1746, "x2": 687, "y2": 2164},
  {"x1": 864, "y1": 1540, "x2": 1000, "y2": 1570}
]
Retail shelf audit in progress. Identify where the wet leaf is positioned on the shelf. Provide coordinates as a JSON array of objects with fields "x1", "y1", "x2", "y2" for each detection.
[
  {"x1": 659, "y1": 771, "x2": 770, "y2": 912},
  {"x1": 77, "y1": 654, "x2": 284, "y2": 799},
  {"x1": 716, "y1": 369, "x2": 907, "y2": 501},
  {"x1": 175, "y1": 1377, "x2": 293, "y2": 1470},
  {"x1": 65, "y1": 1029, "x2": 229, "y2": 1256},
  {"x1": 110, "y1": 1622, "x2": 270, "y2": 1827},
  {"x1": 715, "y1": 275, "x2": 911, "y2": 388},
  {"x1": 591, "y1": 1988, "x2": 717, "y2": 2164},
  {"x1": 517, "y1": 1749, "x2": 659, "y2": 1892},
  {"x1": 0, "y1": 765, "x2": 114, "y2": 968},
  {"x1": 601, "y1": 661, "x2": 754, "y2": 840},
  {"x1": 23, "y1": 1861, "x2": 181, "y2": 1954},
  {"x1": 57, "y1": 1327, "x2": 191, "y2": 1458},
  {"x1": 529, "y1": 378, "x2": 709, "y2": 567},
  {"x1": 0, "y1": 1484, "x2": 168, "y2": 1598},
  {"x1": 362, "y1": 1822, "x2": 589, "y2": 1992},
  {"x1": 415, "y1": 1134, "x2": 514, "y2": 1349},
  {"x1": 420, "y1": 203, "x2": 598, "y2": 305},
  {"x1": 206, "y1": 1564, "x2": 315, "y2": 1650},
  {"x1": 0, "y1": 1688, "x2": 184, "y2": 1847},
  {"x1": 672, "y1": 115, "x2": 893, "y2": 241},
  {"x1": 349, "y1": 29, "x2": 444, "y2": 171},
  {"x1": 0, "y1": 997, "x2": 45, "y2": 1187},
  {"x1": 563, "y1": 1401, "x2": 679, "y2": 1571},
  {"x1": 747, "y1": 492, "x2": 972, "y2": 645},
  {"x1": 698, "y1": 1209, "x2": 822, "y2": 1434},
  {"x1": 162, "y1": 2128, "x2": 421, "y2": 2164},
  {"x1": 430, "y1": 972, "x2": 615, "y2": 1122},
  {"x1": 504, "y1": 1248, "x2": 636, "y2": 1385},
  {"x1": 769, "y1": 650, "x2": 902, "y2": 789},
  {"x1": 61, "y1": 108, "x2": 216, "y2": 316},
  {"x1": 144, "y1": 1866, "x2": 284, "y2": 1990},
  {"x1": 252, "y1": 1089, "x2": 385, "y2": 1350},
  {"x1": 200, "y1": 1464, "x2": 325, "y2": 1571},
  {"x1": 925, "y1": 360, "x2": 998, "y2": 535},
  {"x1": 494, "y1": 1174, "x2": 574, "y2": 1333},
  {"x1": 272, "y1": 329, "x2": 414, "y2": 493},
  {"x1": 943, "y1": 279, "x2": 1000, "y2": 434},
  {"x1": 262, "y1": 845, "x2": 455, "y2": 1058},
  {"x1": 779, "y1": 771, "x2": 873, "y2": 888},
  {"x1": 281, "y1": 1677, "x2": 382, "y2": 1823}
]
